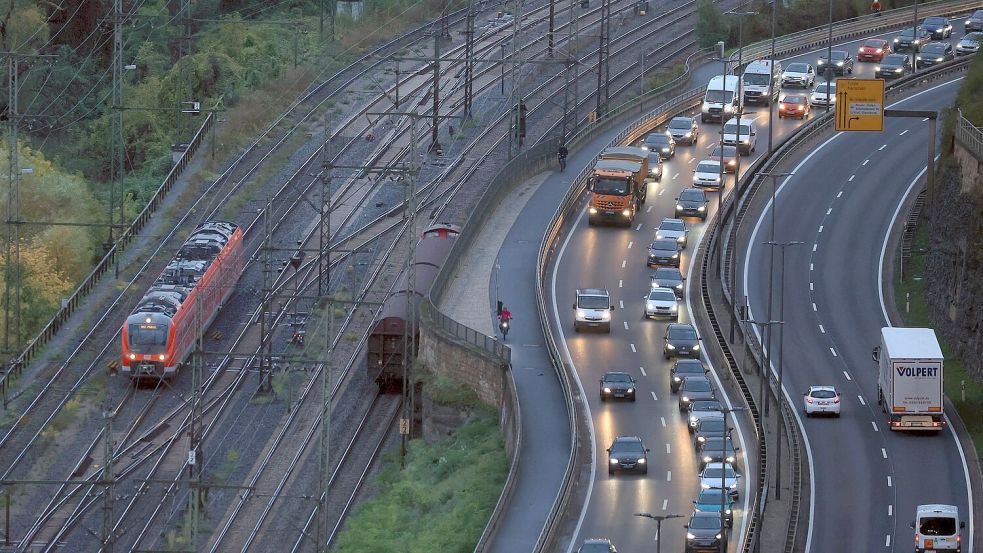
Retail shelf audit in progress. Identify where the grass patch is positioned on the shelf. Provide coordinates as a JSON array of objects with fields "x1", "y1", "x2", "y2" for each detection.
[
  {"x1": 41, "y1": 397, "x2": 84, "y2": 441},
  {"x1": 893, "y1": 221, "x2": 983, "y2": 457},
  {"x1": 418, "y1": 370, "x2": 481, "y2": 408},
  {"x1": 333, "y1": 407, "x2": 506, "y2": 553},
  {"x1": 644, "y1": 62, "x2": 686, "y2": 95}
]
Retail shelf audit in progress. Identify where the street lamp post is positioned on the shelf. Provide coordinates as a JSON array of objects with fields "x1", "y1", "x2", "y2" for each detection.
[
  {"x1": 764, "y1": 239, "x2": 803, "y2": 500},
  {"x1": 744, "y1": 318, "x2": 783, "y2": 418},
  {"x1": 715, "y1": 406, "x2": 745, "y2": 553},
  {"x1": 768, "y1": 0, "x2": 778, "y2": 155},
  {"x1": 634, "y1": 512, "x2": 684, "y2": 553},
  {"x1": 759, "y1": 171, "x2": 794, "y2": 417},
  {"x1": 825, "y1": 0, "x2": 833, "y2": 113}
]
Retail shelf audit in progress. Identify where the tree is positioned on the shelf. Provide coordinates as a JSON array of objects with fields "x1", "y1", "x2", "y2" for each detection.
[{"x1": 696, "y1": 0, "x2": 730, "y2": 48}]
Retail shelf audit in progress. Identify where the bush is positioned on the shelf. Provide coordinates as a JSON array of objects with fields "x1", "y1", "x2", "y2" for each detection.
[{"x1": 696, "y1": 0, "x2": 730, "y2": 48}]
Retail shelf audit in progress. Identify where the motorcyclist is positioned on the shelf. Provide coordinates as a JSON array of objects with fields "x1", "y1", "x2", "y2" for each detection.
[
  {"x1": 498, "y1": 306, "x2": 512, "y2": 338},
  {"x1": 870, "y1": 0, "x2": 882, "y2": 15}
]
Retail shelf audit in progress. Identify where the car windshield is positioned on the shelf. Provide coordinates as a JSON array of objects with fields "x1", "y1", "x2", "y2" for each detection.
[
  {"x1": 705, "y1": 89, "x2": 734, "y2": 103},
  {"x1": 669, "y1": 118, "x2": 691, "y2": 129},
  {"x1": 661, "y1": 219, "x2": 684, "y2": 231},
  {"x1": 712, "y1": 146, "x2": 737, "y2": 157},
  {"x1": 579, "y1": 544, "x2": 611, "y2": 553},
  {"x1": 831, "y1": 51, "x2": 848, "y2": 60},
  {"x1": 610, "y1": 439, "x2": 644, "y2": 455},
  {"x1": 923, "y1": 17, "x2": 945, "y2": 25},
  {"x1": 815, "y1": 83, "x2": 834, "y2": 93},
  {"x1": 685, "y1": 379, "x2": 712, "y2": 392},
  {"x1": 973, "y1": 10, "x2": 983, "y2": 19},
  {"x1": 965, "y1": 33, "x2": 983, "y2": 43},
  {"x1": 128, "y1": 322, "x2": 168, "y2": 349},
  {"x1": 922, "y1": 44, "x2": 946, "y2": 54},
  {"x1": 649, "y1": 289, "x2": 677, "y2": 302},
  {"x1": 743, "y1": 73, "x2": 770, "y2": 85},
  {"x1": 811, "y1": 389, "x2": 837, "y2": 399},
  {"x1": 884, "y1": 54, "x2": 906, "y2": 65},
  {"x1": 919, "y1": 516, "x2": 957, "y2": 536},
  {"x1": 692, "y1": 400, "x2": 722, "y2": 411},
  {"x1": 578, "y1": 295, "x2": 609, "y2": 309},
  {"x1": 786, "y1": 63, "x2": 808, "y2": 72},
  {"x1": 593, "y1": 175, "x2": 629, "y2": 195},
  {"x1": 648, "y1": 153, "x2": 661, "y2": 164},
  {"x1": 863, "y1": 39, "x2": 884, "y2": 47},
  {"x1": 698, "y1": 489, "x2": 729, "y2": 504},
  {"x1": 723, "y1": 123, "x2": 752, "y2": 135},
  {"x1": 690, "y1": 515, "x2": 722, "y2": 530},
  {"x1": 680, "y1": 190, "x2": 705, "y2": 202},
  {"x1": 782, "y1": 95, "x2": 806, "y2": 104},
  {"x1": 654, "y1": 268, "x2": 682, "y2": 279},
  {"x1": 670, "y1": 326, "x2": 698, "y2": 340},
  {"x1": 703, "y1": 465, "x2": 736, "y2": 479},
  {"x1": 605, "y1": 373, "x2": 632, "y2": 383},
  {"x1": 696, "y1": 161, "x2": 720, "y2": 173},
  {"x1": 651, "y1": 239, "x2": 677, "y2": 251},
  {"x1": 699, "y1": 419, "x2": 727, "y2": 431},
  {"x1": 899, "y1": 27, "x2": 926, "y2": 38},
  {"x1": 703, "y1": 438, "x2": 733, "y2": 451},
  {"x1": 646, "y1": 134, "x2": 671, "y2": 146}
]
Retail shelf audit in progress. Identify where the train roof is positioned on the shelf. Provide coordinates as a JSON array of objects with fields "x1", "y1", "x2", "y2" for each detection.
[{"x1": 130, "y1": 221, "x2": 240, "y2": 319}]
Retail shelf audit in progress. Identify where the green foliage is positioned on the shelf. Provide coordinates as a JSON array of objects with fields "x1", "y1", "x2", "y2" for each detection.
[
  {"x1": 334, "y1": 409, "x2": 507, "y2": 553},
  {"x1": 419, "y1": 370, "x2": 481, "y2": 408},
  {"x1": 696, "y1": 0, "x2": 730, "y2": 48},
  {"x1": 0, "y1": 0, "x2": 50, "y2": 52},
  {"x1": 956, "y1": 52, "x2": 983, "y2": 125}
]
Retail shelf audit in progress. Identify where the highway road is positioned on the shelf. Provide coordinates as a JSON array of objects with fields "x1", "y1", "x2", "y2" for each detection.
[
  {"x1": 741, "y1": 75, "x2": 974, "y2": 550},
  {"x1": 548, "y1": 15, "x2": 976, "y2": 553}
]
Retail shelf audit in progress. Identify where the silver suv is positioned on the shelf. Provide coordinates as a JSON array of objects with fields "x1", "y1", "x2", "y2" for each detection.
[{"x1": 573, "y1": 288, "x2": 614, "y2": 332}]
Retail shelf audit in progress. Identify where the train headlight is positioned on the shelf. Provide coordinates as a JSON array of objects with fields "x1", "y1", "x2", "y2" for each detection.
[{"x1": 129, "y1": 353, "x2": 136, "y2": 360}]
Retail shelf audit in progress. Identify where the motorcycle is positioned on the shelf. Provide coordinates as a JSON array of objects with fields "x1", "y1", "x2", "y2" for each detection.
[{"x1": 499, "y1": 319, "x2": 510, "y2": 338}]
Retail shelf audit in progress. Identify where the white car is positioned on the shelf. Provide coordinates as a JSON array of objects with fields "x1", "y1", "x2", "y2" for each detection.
[
  {"x1": 699, "y1": 462, "x2": 741, "y2": 496},
  {"x1": 955, "y1": 32, "x2": 982, "y2": 56},
  {"x1": 810, "y1": 81, "x2": 837, "y2": 108},
  {"x1": 803, "y1": 385, "x2": 841, "y2": 417},
  {"x1": 781, "y1": 62, "x2": 816, "y2": 88},
  {"x1": 693, "y1": 159, "x2": 722, "y2": 189},
  {"x1": 644, "y1": 287, "x2": 679, "y2": 320},
  {"x1": 655, "y1": 217, "x2": 688, "y2": 249}
]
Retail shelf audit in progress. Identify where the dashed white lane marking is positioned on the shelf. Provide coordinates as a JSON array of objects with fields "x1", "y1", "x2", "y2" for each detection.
[
  {"x1": 922, "y1": 117, "x2": 929, "y2": 122},
  {"x1": 882, "y1": 448, "x2": 888, "y2": 459},
  {"x1": 661, "y1": 416, "x2": 667, "y2": 428},
  {"x1": 899, "y1": 129, "x2": 909, "y2": 136},
  {"x1": 672, "y1": 173, "x2": 679, "y2": 180},
  {"x1": 887, "y1": 476, "x2": 893, "y2": 487},
  {"x1": 810, "y1": 282, "x2": 815, "y2": 291},
  {"x1": 818, "y1": 225, "x2": 824, "y2": 233},
  {"x1": 812, "y1": 243, "x2": 818, "y2": 252},
  {"x1": 888, "y1": 505, "x2": 893, "y2": 516},
  {"x1": 666, "y1": 443, "x2": 671, "y2": 454},
  {"x1": 878, "y1": 144, "x2": 887, "y2": 151},
  {"x1": 639, "y1": 366, "x2": 647, "y2": 377},
  {"x1": 858, "y1": 395, "x2": 866, "y2": 406},
  {"x1": 651, "y1": 391, "x2": 658, "y2": 401},
  {"x1": 636, "y1": 223, "x2": 643, "y2": 231},
  {"x1": 707, "y1": 143, "x2": 716, "y2": 150},
  {"x1": 619, "y1": 300, "x2": 625, "y2": 309},
  {"x1": 619, "y1": 279, "x2": 623, "y2": 288},
  {"x1": 622, "y1": 260, "x2": 627, "y2": 268},
  {"x1": 849, "y1": 175, "x2": 855, "y2": 182},
  {"x1": 872, "y1": 421, "x2": 880, "y2": 432},
  {"x1": 812, "y1": 303, "x2": 818, "y2": 311},
  {"x1": 819, "y1": 324, "x2": 825, "y2": 333},
  {"x1": 886, "y1": 535, "x2": 891, "y2": 547},
  {"x1": 843, "y1": 370, "x2": 851, "y2": 380},
  {"x1": 659, "y1": 189, "x2": 665, "y2": 196},
  {"x1": 631, "y1": 343, "x2": 637, "y2": 353},
  {"x1": 863, "y1": 159, "x2": 870, "y2": 166},
  {"x1": 662, "y1": 498, "x2": 669, "y2": 510},
  {"x1": 830, "y1": 347, "x2": 837, "y2": 357},
  {"x1": 810, "y1": 263, "x2": 814, "y2": 271},
  {"x1": 647, "y1": 205, "x2": 653, "y2": 212},
  {"x1": 688, "y1": 158, "x2": 695, "y2": 164},
  {"x1": 624, "y1": 321, "x2": 630, "y2": 330},
  {"x1": 826, "y1": 207, "x2": 833, "y2": 215},
  {"x1": 837, "y1": 191, "x2": 843, "y2": 198},
  {"x1": 667, "y1": 471, "x2": 672, "y2": 481},
  {"x1": 628, "y1": 241, "x2": 633, "y2": 249}
]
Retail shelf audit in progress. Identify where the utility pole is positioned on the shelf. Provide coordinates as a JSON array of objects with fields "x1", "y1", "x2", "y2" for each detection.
[
  {"x1": 181, "y1": 0, "x2": 193, "y2": 57},
  {"x1": 548, "y1": 0, "x2": 556, "y2": 58},
  {"x1": 110, "y1": 0, "x2": 125, "y2": 279},
  {"x1": 595, "y1": 0, "x2": 611, "y2": 118},
  {"x1": 430, "y1": 29, "x2": 442, "y2": 153},
  {"x1": 101, "y1": 407, "x2": 116, "y2": 553},
  {"x1": 4, "y1": 56, "x2": 20, "y2": 354},
  {"x1": 507, "y1": 0, "x2": 525, "y2": 158},
  {"x1": 315, "y1": 299, "x2": 335, "y2": 550},
  {"x1": 186, "y1": 293, "x2": 205, "y2": 547},
  {"x1": 464, "y1": 0, "x2": 476, "y2": 117},
  {"x1": 258, "y1": 196, "x2": 275, "y2": 394},
  {"x1": 400, "y1": 117, "x2": 420, "y2": 467}
]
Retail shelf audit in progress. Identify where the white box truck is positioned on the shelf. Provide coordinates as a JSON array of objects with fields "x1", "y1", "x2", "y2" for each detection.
[
  {"x1": 873, "y1": 327, "x2": 945, "y2": 431},
  {"x1": 701, "y1": 75, "x2": 740, "y2": 123},
  {"x1": 741, "y1": 59, "x2": 781, "y2": 105}
]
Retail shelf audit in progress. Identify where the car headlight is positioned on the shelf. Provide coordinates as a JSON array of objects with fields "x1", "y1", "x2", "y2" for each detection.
[
  {"x1": 874, "y1": 65, "x2": 880, "y2": 71},
  {"x1": 604, "y1": 387, "x2": 611, "y2": 393},
  {"x1": 697, "y1": 436, "x2": 705, "y2": 443},
  {"x1": 701, "y1": 482, "x2": 710, "y2": 488},
  {"x1": 627, "y1": 387, "x2": 634, "y2": 393},
  {"x1": 876, "y1": 48, "x2": 883, "y2": 53},
  {"x1": 622, "y1": 209, "x2": 631, "y2": 217},
  {"x1": 726, "y1": 455, "x2": 736, "y2": 463},
  {"x1": 600, "y1": 311, "x2": 611, "y2": 320},
  {"x1": 740, "y1": 138, "x2": 749, "y2": 143},
  {"x1": 936, "y1": 57, "x2": 944, "y2": 62},
  {"x1": 687, "y1": 533, "x2": 696, "y2": 539},
  {"x1": 893, "y1": 38, "x2": 899, "y2": 43},
  {"x1": 895, "y1": 67, "x2": 903, "y2": 72},
  {"x1": 610, "y1": 458, "x2": 619, "y2": 464},
  {"x1": 661, "y1": 147, "x2": 670, "y2": 152},
  {"x1": 725, "y1": 509, "x2": 732, "y2": 514},
  {"x1": 716, "y1": 533, "x2": 723, "y2": 539},
  {"x1": 836, "y1": 61, "x2": 844, "y2": 66},
  {"x1": 730, "y1": 483, "x2": 738, "y2": 489},
  {"x1": 670, "y1": 305, "x2": 678, "y2": 311},
  {"x1": 690, "y1": 416, "x2": 698, "y2": 424},
  {"x1": 640, "y1": 145, "x2": 650, "y2": 151},
  {"x1": 818, "y1": 58, "x2": 825, "y2": 64},
  {"x1": 724, "y1": 104, "x2": 735, "y2": 113},
  {"x1": 676, "y1": 283, "x2": 683, "y2": 289},
  {"x1": 693, "y1": 344, "x2": 701, "y2": 350},
  {"x1": 676, "y1": 204, "x2": 684, "y2": 210},
  {"x1": 701, "y1": 103, "x2": 710, "y2": 112},
  {"x1": 589, "y1": 207, "x2": 597, "y2": 214},
  {"x1": 637, "y1": 458, "x2": 645, "y2": 464},
  {"x1": 967, "y1": 19, "x2": 972, "y2": 24},
  {"x1": 697, "y1": 206, "x2": 706, "y2": 212},
  {"x1": 577, "y1": 309, "x2": 587, "y2": 318},
  {"x1": 703, "y1": 455, "x2": 713, "y2": 463},
  {"x1": 684, "y1": 131, "x2": 692, "y2": 137},
  {"x1": 682, "y1": 396, "x2": 690, "y2": 402},
  {"x1": 677, "y1": 236, "x2": 686, "y2": 242},
  {"x1": 666, "y1": 343, "x2": 676, "y2": 350},
  {"x1": 673, "y1": 376, "x2": 681, "y2": 382},
  {"x1": 672, "y1": 253, "x2": 679, "y2": 258}
]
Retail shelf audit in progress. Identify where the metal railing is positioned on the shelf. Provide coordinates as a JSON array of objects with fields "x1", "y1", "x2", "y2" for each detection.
[
  {"x1": 1, "y1": 113, "x2": 214, "y2": 400},
  {"x1": 955, "y1": 108, "x2": 983, "y2": 162},
  {"x1": 420, "y1": 299, "x2": 511, "y2": 361}
]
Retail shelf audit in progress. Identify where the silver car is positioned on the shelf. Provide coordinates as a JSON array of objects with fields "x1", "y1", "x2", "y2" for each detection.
[
  {"x1": 699, "y1": 462, "x2": 741, "y2": 496},
  {"x1": 655, "y1": 217, "x2": 688, "y2": 248},
  {"x1": 781, "y1": 62, "x2": 815, "y2": 88},
  {"x1": 810, "y1": 81, "x2": 837, "y2": 108},
  {"x1": 644, "y1": 287, "x2": 679, "y2": 320},
  {"x1": 956, "y1": 32, "x2": 983, "y2": 55},
  {"x1": 693, "y1": 159, "x2": 722, "y2": 189}
]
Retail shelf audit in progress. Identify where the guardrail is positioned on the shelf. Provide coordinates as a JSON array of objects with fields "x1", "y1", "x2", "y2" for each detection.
[
  {"x1": 954, "y1": 108, "x2": 983, "y2": 162},
  {"x1": 421, "y1": 299, "x2": 511, "y2": 361}
]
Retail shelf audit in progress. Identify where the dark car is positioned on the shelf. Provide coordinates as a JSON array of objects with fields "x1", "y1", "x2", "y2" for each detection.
[
  {"x1": 684, "y1": 511, "x2": 724, "y2": 553},
  {"x1": 694, "y1": 416, "x2": 730, "y2": 445},
  {"x1": 577, "y1": 538, "x2": 618, "y2": 553},
  {"x1": 875, "y1": 54, "x2": 911, "y2": 79},
  {"x1": 642, "y1": 132, "x2": 676, "y2": 160},
  {"x1": 667, "y1": 116, "x2": 699, "y2": 145},
  {"x1": 893, "y1": 26, "x2": 931, "y2": 52},
  {"x1": 670, "y1": 358, "x2": 708, "y2": 392},
  {"x1": 693, "y1": 488, "x2": 736, "y2": 527},
  {"x1": 678, "y1": 375, "x2": 715, "y2": 411},
  {"x1": 698, "y1": 435, "x2": 738, "y2": 467},
  {"x1": 967, "y1": 10, "x2": 983, "y2": 32},
  {"x1": 920, "y1": 16, "x2": 952, "y2": 39},
  {"x1": 607, "y1": 436, "x2": 649, "y2": 475},
  {"x1": 647, "y1": 151, "x2": 664, "y2": 181},
  {"x1": 647, "y1": 238, "x2": 682, "y2": 267},
  {"x1": 688, "y1": 400, "x2": 723, "y2": 431},
  {"x1": 858, "y1": 38, "x2": 891, "y2": 62},
  {"x1": 817, "y1": 49, "x2": 853, "y2": 75},
  {"x1": 664, "y1": 322, "x2": 700, "y2": 359},
  {"x1": 709, "y1": 145, "x2": 738, "y2": 173},
  {"x1": 599, "y1": 371, "x2": 636, "y2": 401},
  {"x1": 651, "y1": 267, "x2": 685, "y2": 298},
  {"x1": 916, "y1": 42, "x2": 954, "y2": 67},
  {"x1": 675, "y1": 188, "x2": 709, "y2": 220}
]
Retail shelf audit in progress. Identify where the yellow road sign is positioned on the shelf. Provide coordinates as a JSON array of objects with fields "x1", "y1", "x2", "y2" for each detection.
[{"x1": 835, "y1": 79, "x2": 885, "y2": 132}]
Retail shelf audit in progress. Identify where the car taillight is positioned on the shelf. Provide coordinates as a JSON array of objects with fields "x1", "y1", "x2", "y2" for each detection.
[{"x1": 933, "y1": 421, "x2": 942, "y2": 427}]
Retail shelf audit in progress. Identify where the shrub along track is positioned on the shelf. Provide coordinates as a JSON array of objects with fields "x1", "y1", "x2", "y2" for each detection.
[{"x1": 0, "y1": 0, "x2": 702, "y2": 550}]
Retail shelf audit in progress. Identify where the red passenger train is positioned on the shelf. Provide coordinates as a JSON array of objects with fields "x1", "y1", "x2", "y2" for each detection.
[
  {"x1": 367, "y1": 223, "x2": 460, "y2": 388},
  {"x1": 121, "y1": 222, "x2": 244, "y2": 379}
]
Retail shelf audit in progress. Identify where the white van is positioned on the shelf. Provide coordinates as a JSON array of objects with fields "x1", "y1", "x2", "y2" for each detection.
[
  {"x1": 912, "y1": 504, "x2": 965, "y2": 552},
  {"x1": 702, "y1": 75, "x2": 740, "y2": 123},
  {"x1": 721, "y1": 117, "x2": 757, "y2": 155},
  {"x1": 742, "y1": 59, "x2": 781, "y2": 105}
]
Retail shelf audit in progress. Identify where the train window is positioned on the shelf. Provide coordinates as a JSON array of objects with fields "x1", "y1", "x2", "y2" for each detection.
[{"x1": 129, "y1": 323, "x2": 168, "y2": 348}]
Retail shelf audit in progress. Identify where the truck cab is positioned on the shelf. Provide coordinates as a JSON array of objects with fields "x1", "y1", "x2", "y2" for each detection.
[
  {"x1": 589, "y1": 147, "x2": 649, "y2": 226},
  {"x1": 702, "y1": 75, "x2": 741, "y2": 122},
  {"x1": 912, "y1": 504, "x2": 964, "y2": 552}
]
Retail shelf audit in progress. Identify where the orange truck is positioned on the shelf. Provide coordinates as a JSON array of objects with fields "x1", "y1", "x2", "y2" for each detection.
[{"x1": 589, "y1": 146, "x2": 649, "y2": 226}]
